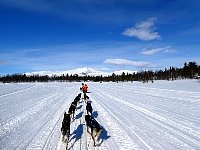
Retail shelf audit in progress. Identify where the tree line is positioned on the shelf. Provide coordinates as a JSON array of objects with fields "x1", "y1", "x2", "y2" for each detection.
[{"x1": 0, "y1": 61, "x2": 200, "y2": 83}]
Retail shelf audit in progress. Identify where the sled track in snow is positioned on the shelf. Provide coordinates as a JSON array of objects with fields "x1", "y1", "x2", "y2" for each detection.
[
  {"x1": 1, "y1": 81, "x2": 200, "y2": 150},
  {"x1": 91, "y1": 89, "x2": 149, "y2": 150},
  {"x1": 0, "y1": 94, "x2": 58, "y2": 140},
  {"x1": 90, "y1": 84, "x2": 200, "y2": 149},
  {"x1": 111, "y1": 87, "x2": 200, "y2": 125},
  {"x1": 1, "y1": 93, "x2": 62, "y2": 149},
  {"x1": 0, "y1": 85, "x2": 36, "y2": 98},
  {"x1": 0, "y1": 83, "x2": 81, "y2": 150}
]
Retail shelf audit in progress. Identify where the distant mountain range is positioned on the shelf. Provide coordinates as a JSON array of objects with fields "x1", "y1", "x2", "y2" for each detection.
[{"x1": 26, "y1": 67, "x2": 137, "y2": 76}]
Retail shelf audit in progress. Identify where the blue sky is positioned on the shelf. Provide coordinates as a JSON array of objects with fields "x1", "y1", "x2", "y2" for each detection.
[{"x1": 0, "y1": 0, "x2": 200, "y2": 75}]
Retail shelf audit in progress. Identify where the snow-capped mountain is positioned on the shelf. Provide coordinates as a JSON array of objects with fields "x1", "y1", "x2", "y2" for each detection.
[
  {"x1": 26, "y1": 68, "x2": 137, "y2": 76},
  {"x1": 62, "y1": 67, "x2": 110, "y2": 76}
]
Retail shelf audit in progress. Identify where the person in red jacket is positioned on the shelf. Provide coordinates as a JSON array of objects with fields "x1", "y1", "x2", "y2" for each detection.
[{"x1": 83, "y1": 84, "x2": 88, "y2": 93}]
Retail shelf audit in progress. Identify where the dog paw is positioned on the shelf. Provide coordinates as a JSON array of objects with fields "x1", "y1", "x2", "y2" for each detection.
[{"x1": 94, "y1": 137, "x2": 99, "y2": 146}]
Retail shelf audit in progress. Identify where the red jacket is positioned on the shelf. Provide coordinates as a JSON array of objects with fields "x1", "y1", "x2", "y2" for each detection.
[{"x1": 83, "y1": 85, "x2": 88, "y2": 92}]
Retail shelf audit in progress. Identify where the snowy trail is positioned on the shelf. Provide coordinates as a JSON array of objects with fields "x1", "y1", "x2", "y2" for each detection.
[
  {"x1": 0, "y1": 83, "x2": 81, "y2": 150},
  {"x1": 89, "y1": 81, "x2": 200, "y2": 149},
  {"x1": 0, "y1": 80, "x2": 200, "y2": 150},
  {"x1": 0, "y1": 83, "x2": 36, "y2": 97},
  {"x1": 0, "y1": 85, "x2": 36, "y2": 98}
]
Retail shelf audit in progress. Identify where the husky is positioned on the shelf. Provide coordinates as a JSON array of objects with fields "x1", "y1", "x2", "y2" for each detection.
[
  {"x1": 86, "y1": 101, "x2": 92, "y2": 116},
  {"x1": 85, "y1": 115, "x2": 103, "y2": 146},
  {"x1": 80, "y1": 87, "x2": 83, "y2": 91},
  {"x1": 68, "y1": 103, "x2": 76, "y2": 118},
  {"x1": 77, "y1": 93, "x2": 82, "y2": 101},
  {"x1": 74, "y1": 94, "x2": 81, "y2": 104},
  {"x1": 61, "y1": 112, "x2": 71, "y2": 143},
  {"x1": 83, "y1": 93, "x2": 89, "y2": 103}
]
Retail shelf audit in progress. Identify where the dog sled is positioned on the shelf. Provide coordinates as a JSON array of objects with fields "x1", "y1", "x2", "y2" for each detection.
[{"x1": 60, "y1": 85, "x2": 104, "y2": 149}]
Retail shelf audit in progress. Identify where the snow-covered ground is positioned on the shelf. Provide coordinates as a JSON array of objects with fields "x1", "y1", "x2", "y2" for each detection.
[{"x1": 0, "y1": 80, "x2": 200, "y2": 150}]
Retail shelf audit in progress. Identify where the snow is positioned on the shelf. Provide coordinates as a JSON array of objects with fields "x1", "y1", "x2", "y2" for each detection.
[
  {"x1": 0, "y1": 80, "x2": 200, "y2": 150},
  {"x1": 25, "y1": 67, "x2": 137, "y2": 76},
  {"x1": 25, "y1": 67, "x2": 110, "y2": 76}
]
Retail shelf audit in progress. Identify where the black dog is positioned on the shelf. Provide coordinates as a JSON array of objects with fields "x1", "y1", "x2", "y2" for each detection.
[
  {"x1": 86, "y1": 101, "x2": 92, "y2": 116},
  {"x1": 77, "y1": 93, "x2": 82, "y2": 98},
  {"x1": 68, "y1": 103, "x2": 76, "y2": 118},
  {"x1": 83, "y1": 93, "x2": 89, "y2": 103},
  {"x1": 85, "y1": 115, "x2": 103, "y2": 146},
  {"x1": 61, "y1": 112, "x2": 71, "y2": 142},
  {"x1": 74, "y1": 94, "x2": 81, "y2": 105},
  {"x1": 77, "y1": 93, "x2": 82, "y2": 102}
]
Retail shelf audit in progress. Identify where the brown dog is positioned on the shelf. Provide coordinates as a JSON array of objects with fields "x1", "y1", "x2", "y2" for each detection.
[{"x1": 85, "y1": 115, "x2": 103, "y2": 146}]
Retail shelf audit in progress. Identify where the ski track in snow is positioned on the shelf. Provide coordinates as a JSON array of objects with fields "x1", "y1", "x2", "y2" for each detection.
[
  {"x1": 0, "y1": 80, "x2": 200, "y2": 150},
  {"x1": 0, "y1": 84, "x2": 36, "y2": 98}
]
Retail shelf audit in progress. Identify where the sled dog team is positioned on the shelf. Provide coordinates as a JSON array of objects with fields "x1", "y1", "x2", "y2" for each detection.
[{"x1": 61, "y1": 85, "x2": 103, "y2": 148}]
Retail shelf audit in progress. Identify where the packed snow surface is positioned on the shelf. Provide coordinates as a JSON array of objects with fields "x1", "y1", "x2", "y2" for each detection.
[{"x1": 0, "y1": 80, "x2": 200, "y2": 150}]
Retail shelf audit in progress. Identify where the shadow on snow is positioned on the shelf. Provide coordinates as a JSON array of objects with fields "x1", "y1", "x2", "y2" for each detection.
[
  {"x1": 92, "y1": 111, "x2": 98, "y2": 118},
  {"x1": 75, "y1": 111, "x2": 84, "y2": 120},
  {"x1": 99, "y1": 125, "x2": 111, "y2": 145},
  {"x1": 68, "y1": 124, "x2": 84, "y2": 149}
]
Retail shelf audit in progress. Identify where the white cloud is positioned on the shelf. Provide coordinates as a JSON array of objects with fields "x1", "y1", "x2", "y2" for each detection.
[
  {"x1": 122, "y1": 17, "x2": 161, "y2": 41},
  {"x1": 141, "y1": 46, "x2": 176, "y2": 56},
  {"x1": 104, "y1": 59, "x2": 153, "y2": 67}
]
